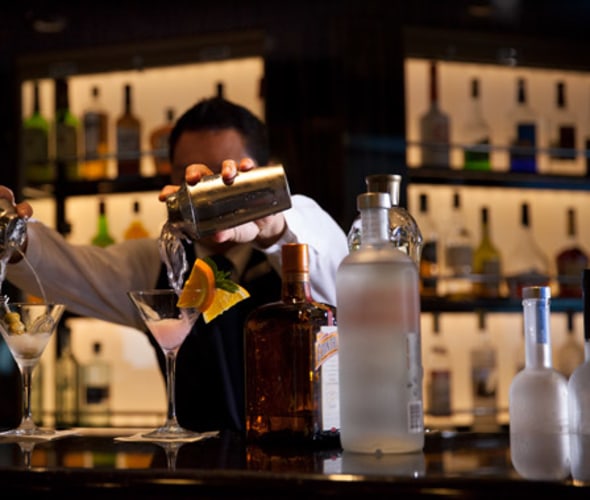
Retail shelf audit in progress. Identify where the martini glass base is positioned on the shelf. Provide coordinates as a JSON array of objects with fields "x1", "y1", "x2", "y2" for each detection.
[
  {"x1": 141, "y1": 424, "x2": 202, "y2": 442},
  {"x1": 0, "y1": 426, "x2": 57, "y2": 439}
]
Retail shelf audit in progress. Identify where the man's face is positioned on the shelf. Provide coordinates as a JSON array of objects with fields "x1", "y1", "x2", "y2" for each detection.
[{"x1": 170, "y1": 128, "x2": 250, "y2": 184}]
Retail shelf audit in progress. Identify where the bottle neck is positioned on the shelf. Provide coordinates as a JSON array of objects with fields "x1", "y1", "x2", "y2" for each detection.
[
  {"x1": 360, "y1": 206, "x2": 389, "y2": 246},
  {"x1": 522, "y1": 297, "x2": 553, "y2": 369},
  {"x1": 281, "y1": 270, "x2": 313, "y2": 302}
]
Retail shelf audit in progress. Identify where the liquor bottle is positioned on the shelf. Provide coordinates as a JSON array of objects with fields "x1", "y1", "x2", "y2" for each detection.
[
  {"x1": 81, "y1": 86, "x2": 109, "y2": 180},
  {"x1": 470, "y1": 312, "x2": 498, "y2": 432},
  {"x1": 149, "y1": 107, "x2": 175, "y2": 176},
  {"x1": 244, "y1": 243, "x2": 339, "y2": 445},
  {"x1": 55, "y1": 323, "x2": 80, "y2": 428},
  {"x1": 91, "y1": 198, "x2": 115, "y2": 247},
  {"x1": 509, "y1": 78, "x2": 537, "y2": 173},
  {"x1": 337, "y1": 192, "x2": 423, "y2": 453},
  {"x1": 80, "y1": 341, "x2": 111, "y2": 427},
  {"x1": 462, "y1": 78, "x2": 491, "y2": 171},
  {"x1": 123, "y1": 200, "x2": 150, "y2": 240},
  {"x1": 116, "y1": 83, "x2": 141, "y2": 178},
  {"x1": 347, "y1": 174, "x2": 423, "y2": 267},
  {"x1": 504, "y1": 202, "x2": 550, "y2": 299},
  {"x1": 555, "y1": 313, "x2": 584, "y2": 378},
  {"x1": 415, "y1": 193, "x2": 439, "y2": 297},
  {"x1": 548, "y1": 81, "x2": 579, "y2": 175},
  {"x1": 472, "y1": 206, "x2": 502, "y2": 298},
  {"x1": 555, "y1": 207, "x2": 588, "y2": 297},
  {"x1": 443, "y1": 192, "x2": 474, "y2": 299},
  {"x1": 509, "y1": 286, "x2": 570, "y2": 480},
  {"x1": 568, "y1": 270, "x2": 590, "y2": 483},
  {"x1": 22, "y1": 80, "x2": 51, "y2": 183},
  {"x1": 419, "y1": 60, "x2": 450, "y2": 168},
  {"x1": 54, "y1": 77, "x2": 80, "y2": 181},
  {"x1": 426, "y1": 314, "x2": 452, "y2": 417}
]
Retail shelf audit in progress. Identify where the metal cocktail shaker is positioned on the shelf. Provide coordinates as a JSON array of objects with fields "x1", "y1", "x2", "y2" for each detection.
[
  {"x1": 0, "y1": 199, "x2": 27, "y2": 262},
  {"x1": 165, "y1": 164, "x2": 292, "y2": 240}
]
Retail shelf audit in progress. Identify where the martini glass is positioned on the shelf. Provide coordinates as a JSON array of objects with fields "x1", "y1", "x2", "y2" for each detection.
[
  {"x1": 128, "y1": 289, "x2": 201, "y2": 441},
  {"x1": 0, "y1": 302, "x2": 65, "y2": 438}
]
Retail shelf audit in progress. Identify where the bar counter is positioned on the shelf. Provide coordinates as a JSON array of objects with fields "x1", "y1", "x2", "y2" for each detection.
[{"x1": 1, "y1": 428, "x2": 588, "y2": 498}]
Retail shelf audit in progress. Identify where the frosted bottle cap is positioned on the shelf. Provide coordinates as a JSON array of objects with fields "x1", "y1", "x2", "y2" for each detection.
[
  {"x1": 357, "y1": 192, "x2": 391, "y2": 210},
  {"x1": 522, "y1": 286, "x2": 551, "y2": 300},
  {"x1": 282, "y1": 243, "x2": 309, "y2": 274},
  {"x1": 365, "y1": 174, "x2": 401, "y2": 205}
]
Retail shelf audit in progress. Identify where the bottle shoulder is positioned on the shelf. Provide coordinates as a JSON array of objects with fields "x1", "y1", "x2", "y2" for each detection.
[
  {"x1": 245, "y1": 299, "x2": 336, "y2": 325},
  {"x1": 340, "y1": 244, "x2": 416, "y2": 266}
]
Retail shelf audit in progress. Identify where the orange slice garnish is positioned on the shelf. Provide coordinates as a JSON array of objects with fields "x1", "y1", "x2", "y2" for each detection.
[{"x1": 177, "y1": 258, "x2": 216, "y2": 311}]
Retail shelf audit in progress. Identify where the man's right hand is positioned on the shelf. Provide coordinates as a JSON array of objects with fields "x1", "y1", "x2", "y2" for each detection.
[{"x1": 0, "y1": 186, "x2": 33, "y2": 219}]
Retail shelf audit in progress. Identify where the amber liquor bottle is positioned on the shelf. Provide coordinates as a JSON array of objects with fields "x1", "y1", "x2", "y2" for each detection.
[{"x1": 244, "y1": 243, "x2": 339, "y2": 446}]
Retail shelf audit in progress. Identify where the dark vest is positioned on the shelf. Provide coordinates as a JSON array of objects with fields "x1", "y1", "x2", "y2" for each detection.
[{"x1": 152, "y1": 245, "x2": 281, "y2": 433}]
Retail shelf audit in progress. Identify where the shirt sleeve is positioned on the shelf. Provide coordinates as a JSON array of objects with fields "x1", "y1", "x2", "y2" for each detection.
[
  {"x1": 6, "y1": 219, "x2": 162, "y2": 329},
  {"x1": 258, "y1": 194, "x2": 348, "y2": 306}
]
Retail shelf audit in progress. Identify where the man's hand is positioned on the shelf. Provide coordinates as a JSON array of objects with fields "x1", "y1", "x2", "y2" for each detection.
[{"x1": 0, "y1": 186, "x2": 33, "y2": 219}]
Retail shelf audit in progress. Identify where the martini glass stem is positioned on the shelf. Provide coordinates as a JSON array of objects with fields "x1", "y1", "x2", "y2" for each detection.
[
  {"x1": 20, "y1": 366, "x2": 36, "y2": 431},
  {"x1": 164, "y1": 350, "x2": 180, "y2": 429}
]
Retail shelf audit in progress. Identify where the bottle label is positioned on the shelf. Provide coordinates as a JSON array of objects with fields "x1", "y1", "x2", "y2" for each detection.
[
  {"x1": 315, "y1": 327, "x2": 338, "y2": 369},
  {"x1": 510, "y1": 123, "x2": 537, "y2": 172},
  {"x1": 555, "y1": 125, "x2": 576, "y2": 160},
  {"x1": 316, "y1": 326, "x2": 340, "y2": 431}
]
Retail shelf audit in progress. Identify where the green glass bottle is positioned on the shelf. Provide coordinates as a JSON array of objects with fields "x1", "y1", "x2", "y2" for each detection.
[
  {"x1": 23, "y1": 81, "x2": 51, "y2": 183},
  {"x1": 91, "y1": 198, "x2": 115, "y2": 247}
]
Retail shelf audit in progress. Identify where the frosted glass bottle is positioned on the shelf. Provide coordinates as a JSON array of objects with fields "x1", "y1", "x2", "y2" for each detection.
[
  {"x1": 509, "y1": 286, "x2": 570, "y2": 480},
  {"x1": 568, "y1": 269, "x2": 590, "y2": 483},
  {"x1": 347, "y1": 174, "x2": 423, "y2": 267},
  {"x1": 337, "y1": 192, "x2": 423, "y2": 454}
]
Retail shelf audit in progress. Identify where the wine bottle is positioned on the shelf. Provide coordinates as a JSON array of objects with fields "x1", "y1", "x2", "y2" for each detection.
[
  {"x1": 426, "y1": 314, "x2": 452, "y2": 418},
  {"x1": 244, "y1": 243, "x2": 339, "y2": 446},
  {"x1": 150, "y1": 107, "x2": 175, "y2": 176},
  {"x1": 568, "y1": 270, "x2": 590, "y2": 483},
  {"x1": 55, "y1": 323, "x2": 80, "y2": 428},
  {"x1": 548, "y1": 81, "x2": 580, "y2": 175},
  {"x1": 509, "y1": 286, "x2": 570, "y2": 480},
  {"x1": 337, "y1": 192, "x2": 423, "y2": 453},
  {"x1": 470, "y1": 312, "x2": 498, "y2": 432},
  {"x1": 54, "y1": 77, "x2": 80, "y2": 181},
  {"x1": 415, "y1": 193, "x2": 439, "y2": 297},
  {"x1": 508, "y1": 78, "x2": 537, "y2": 174},
  {"x1": 80, "y1": 341, "x2": 111, "y2": 427},
  {"x1": 555, "y1": 313, "x2": 584, "y2": 378},
  {"x1": 22, "y1": 80, "x2": 51, "y2": 183},
  {"x1": 123, "y1": 200, "x2": 150, "y2": 240},
  {"x1": 347, "y1": 174, "x2": 423, "y2": 266},
  {"x1": 555, "y1": 207, "x2": 588, "y2": 297},
  {"x1": 462, "y1": 78, "x2": 491, "y2": 171},
  {"x1": 116, "y1": 83, "x2": 141, "y2": 178},
  {"x1": 81, "y1": 85, "x2": 109, "y2": 180},
  {"x1": 472, "y1": 206, "x2": 502, "y2": 298},
  {"x1": 91, "y1": 198, "x2": 115, "y2": 247},
  {"x1": 419, "y1": 61, "x2": 450, "y2": 168},
  {"x1": 443, "y1": 192, "x2": 474, "y2": 299},
  {"x1": 504, "y1": 202, "x2": 550, "y2": 299}
]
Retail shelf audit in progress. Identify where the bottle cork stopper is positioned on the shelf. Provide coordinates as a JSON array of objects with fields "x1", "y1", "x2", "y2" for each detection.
[{"x1": 282, "y1": 243, "x2": 309, "y2": 274}]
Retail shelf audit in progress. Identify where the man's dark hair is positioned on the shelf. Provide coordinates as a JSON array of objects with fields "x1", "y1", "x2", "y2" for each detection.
[{"x1": 169, "y1": 97, "x2": 269, "y2": 165}]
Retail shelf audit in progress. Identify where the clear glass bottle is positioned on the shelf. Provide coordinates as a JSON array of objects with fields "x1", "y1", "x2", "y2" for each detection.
[
  {"x1": 415, "y1": 192, "x2": 439, "y2": 297},
  {"x1": 555, "y1": 207, "x2": 588, "y2": 298},
  {"x1": 347, "y1": 174, "x2": 423, "y2": 267},
  {"x1": 80, "y1": 341, "x2": 111, "y2": 427},
  {"x1": 443, "y1": 191, "x2": 474, "y2": 299},
  {"x1": 472, "y1": 206, "x2": 502, "y2": 298},
  {"x1": 425, "y1": 314, "x2": 451, "y2": 418},
  {"x1": 124, "y1": 200, "x2": 150, "y2": 240},
  {"x1": 91, "y1": 198, "x2": 115, "y2": 247},
  {"x1": 116, "y1": 83, "x2": 141, "y2": 177},
  {"x1": 244, "y1": 243, "x2": 339, "y2": 446},
  {"x1": 509, "y1": 286, "x2": 570, "y2": 480},
  {"x1": 337, "y1": 192, "x2": 423, "y2": 454},
  {"x1": 54, "y1": 77, "x2": 80, "y2": 181},
  {"x1": 555, "y1": 313, "x2": 584, "y2": 379},
  {"x1": 508, "y1": 78, "x2": 537, "y2": 174},
  {"x1": 55, "y1": 323, "x2": 80, "y2": 428},
  {"x1": 462, "y1": 78, "x2": 491, "y2": 171},
  {"x1": 504, "y1": 202, "x2": 550, "y2": 299},
  {"x1": 548, "y1": 80, "x2": 579, "y2": 175},
  {"x1": 568, "y1": 269, "x2": 590, "y2": 483},
  {"x1": 419, "y1": 60, "x2": 450, "y2": 168},
  {"x1": 81, "y1": 85, "x2": 109, "y2": 180},
  {"x1": 470, "y1": 312, "x2": 498, "y2": 432},
  {"x1": 22, "y1": 80, "x2": 51, "y2": 183}
]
